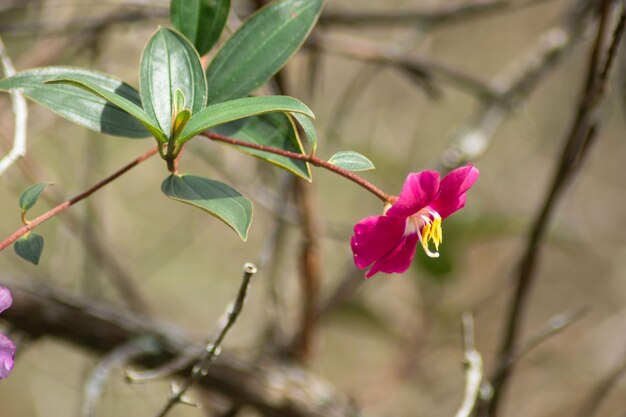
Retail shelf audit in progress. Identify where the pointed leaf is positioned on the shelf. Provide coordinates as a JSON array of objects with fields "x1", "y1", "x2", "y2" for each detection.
[
  {"x1": 170, "y1": 0, "x2": 230, "y2": 56},
  {"x1": 328, "y1": 151, "x2": 375, "y2": 171},
  {"x1": 140, "y1": 27, "x2": 207, "y2": 136},
  {"x1": 45, "y1": 74, "x2": 167, "y2": 142},
  {"x1": 161, "y1": 174, "x2": 252, "y2": 240},
  {"x1": 19, "y1": 182, "x2": 50, "y2": 212},
  {"x1": 0, "y1": 66, "x2": 149, "y2": 138},
  {"x1": 212, "y1": 112, "x2": 311, "y2": 180},
  {"x1": 14, "y1": 233, "x2": 44, "y2": 265},
  {"x1": 178, "y1": 95, "x2": 314, "y2": 143},
  {"x1": 205, "y1": 0, "x2": 324, "y2": 104},
  {"x1": 292, "y1": 112, "x2": 317, "y2": 151}
]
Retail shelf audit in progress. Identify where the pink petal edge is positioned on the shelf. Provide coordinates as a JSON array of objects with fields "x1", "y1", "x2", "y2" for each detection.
[{"x1": 386, "y1": 171, "x2": 440, "y2": 218}]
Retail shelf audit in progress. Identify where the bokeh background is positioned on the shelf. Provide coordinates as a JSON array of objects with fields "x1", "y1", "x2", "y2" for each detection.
[{"x1": 1, "y1": 0, "x2": 626, "y2": 416}]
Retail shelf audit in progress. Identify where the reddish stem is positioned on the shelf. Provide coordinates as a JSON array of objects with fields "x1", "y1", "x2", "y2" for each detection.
[
  {"x1": 201, "y1": 132, "x2": 391, "y2": 202},
  {"x1": 0, "y1": 147, "x2": 158, "y2": 253}
]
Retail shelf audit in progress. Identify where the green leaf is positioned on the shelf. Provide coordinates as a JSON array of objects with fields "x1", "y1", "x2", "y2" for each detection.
[
  {"x1": 170, "y1": 0, "x2": 230, "y2": 56},
  {"x1": 292, "y1": 112, "x2": 317, "y2": 151},
  {"x1": 161, "y1": 174, "x2": 252, "y2": 240},
  {"x1": 140, "y1": 27, "x2": 207, "y2": 137},
  {"x1": 178, "y1": 95, "x2": 314, "y2": 143},
  {"x1": 45, "y1": 74, "x2": 167, "y2": 143},
  {"x1": 14, "y1": 233, "x2": 44, "y2": 265},
  {"x1": 19, "y1": 182, "x2": 50, "y2": 212},
  {"x1": 205, "y1": 0, "x2": 324, "y2": 104},
  {"x1": 0, "y1": 66, "x2": 149, "y2": 138},
  {"x1": 212, "y1": 112, "x2": 311, "y2": 180},
  {"x1": 328, "y1": 151, "x2": 375, "y2": 171}
]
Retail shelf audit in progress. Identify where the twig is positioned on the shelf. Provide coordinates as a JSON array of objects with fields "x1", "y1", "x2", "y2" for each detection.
[
  {"x1": 201, "y1": 132, "x2": 391, "y2": 202},
  {"x1": 440, "y1": 0, "x2": 594, "y2": 169},
  {"x1": 306, "y1": 33, "x2": 494, "y2": 98},
  {"x1": 576, "y1": 348, "x2": 626, "y2": 417},
  {"x1": 0, "y1": 146, "x2": 158, "y2": 253},
  {"x1": 82, "y1": 338, "x2": 154, "y2": 417},
  {"x1": 0, "y1": 35, "x2": 28, "y2": 176},
  {"x1": 491, "y1": 307, "x2": 588, "y2": 382},
  {"x1": 290, "y1": 180, "x2": 321, "y2": 362},
  {"x1": 486, "y1": 3, "x2": 625, "y2": 415},
  {"x1": 1, "y1": 277, "x2": 360, "y2": 417},
  {"x1": 154, "y1": 263, "x2": 258, "y2": 417},
  {"x1": 454, "y1": 313, "x2": 483, "y2": 417},
  {"x1": 320, "y1": 0, "x2": 559, "y2": 28}
]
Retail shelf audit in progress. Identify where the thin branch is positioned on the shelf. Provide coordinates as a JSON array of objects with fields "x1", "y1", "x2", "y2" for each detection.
[
  {"x1": 306, "y1": 33, "x2": 495, "y2": 98},
  {"x1": 289, "y1": 181, "x2": 321, "y2": 362},
  {"x1": 201, "y1": 132, "x2": 391, "y2": 202},
  {"x1": 491, "y1": 307, "x2": 588, "y2": 382},
  {"x1": 1, "y1": 277, "x2": 360, "y2": 417},
  {"x1": 454, "y1": 313, "x2": 483, "y2": 417},
  {"x1": 82, "y1": 338, "x2": 152, "y2": 417},
  {"x1": 486, "y1": 3, "x2": 625, "y2": 415},
  {"x1": 440, "y1": 0, "x2": 594, "y2": 169},
  {"x1": 154, "y1": 263, "x2": 258, "y2": 417},
  {"x1": 0, "y1": 146, "x2": 158, "y2": 254},
  {"x1": 0, "y1": 35, "x2": 28, "y2": 176},
  {"x1": 320, "y1": 0, "x2": 560, "y2": 28},
  {"x1": 576, "y1": 348, "x2": 626, "y2": 417}
]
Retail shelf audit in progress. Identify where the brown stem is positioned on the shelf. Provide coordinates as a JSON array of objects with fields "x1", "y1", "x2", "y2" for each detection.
[
  {"x1": 290, "y1": 180, "x2": 321, "y2": 362},
  {"x1": 200, "y1": 132, "x2": 391, "y2": 202},
  {"x1": 0, "y1": 147, "x2": 158, "y2": 253},
  {"x1": 485, "y1": 2, "x2": 624, "y2": 415}
]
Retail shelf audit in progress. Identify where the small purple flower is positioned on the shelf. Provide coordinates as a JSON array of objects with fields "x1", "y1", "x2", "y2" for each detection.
[
  {"x1": 0, "y1": 286, "x2": 15, "y2": 379},
  {"x1": 351, "y1": 165, "x2": 479, "y2": 278}
]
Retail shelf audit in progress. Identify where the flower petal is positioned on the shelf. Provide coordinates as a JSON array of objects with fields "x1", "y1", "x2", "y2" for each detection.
[
  {"x1": 365, "y1": 233, "x2": 419, "y2": 278},
  {"x1": 431, "y1": 194, "x2": 466, "y2": 220},
  {"x1": 386, "y1": 171, "x2": 440, "y2": 218},
  {"x1": 432, "y1": 165, "x2": 478, "y2": 219},
  {"x1": 0, "y1": 286, "x2": 12, "y2": 314},
  {"x1": 351, "y1": 215, "x2": 406, "y2": 269},
  {"x1": 0, "y1": 333, "x2": 15, "y2": 379}
]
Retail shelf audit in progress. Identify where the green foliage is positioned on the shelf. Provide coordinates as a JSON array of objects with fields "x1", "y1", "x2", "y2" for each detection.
[
  {"x1": 205, "y1": 0, "x2": 324, "y2": 104},
  {"x1": 328, "y1": 151, "x2": 375, "y2": 172},
  {"x1": 161, "y1": 174, "x2": 253, "y2": 240},
  {"x1": 178, "y1": 95, "x2": 314, "y2": 143},
  {"x1": 0, "y1": 67, "x2": 149, "y2": 138},
  {"x1": 170, "y1": 0, "x2": 230, "y2": 56},
  {"x1": 212, "y1": 113, "x2": 311, "y2": 180},
  {"x1": 140, "y1": 27, "x2": 207, "y2": 136},
  {"x1": 14, "y1": 233, "x2": 44, "y2": 265},
  {"x1": 45, "y1": 74, "x2": 167, "y2": 142},
  {"x1": 0, "y1": 0, "x2": 325, "y2": 239},
  {"x1": 18, "y1": 183, "x2": 50, "y2": 213}
]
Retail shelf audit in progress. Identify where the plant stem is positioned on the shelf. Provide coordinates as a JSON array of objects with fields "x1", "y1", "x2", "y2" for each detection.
[
  {"x1": 201, "y1": 132, "x2": 391, "y2": 203},
  {"x1": 0, "y1": 147, "x2": 158, "y2": 253}
]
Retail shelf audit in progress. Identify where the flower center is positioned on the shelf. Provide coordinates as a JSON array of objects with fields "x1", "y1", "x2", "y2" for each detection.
[{"x1": 405, "y1": 208, "x2": 443, "y2": 258}]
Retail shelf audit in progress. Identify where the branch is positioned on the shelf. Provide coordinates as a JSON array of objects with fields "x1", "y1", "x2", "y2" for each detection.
[
  {"x1": 439, "y1": 0, "x2": 595, "y2": 169},
  {"x1": 320, "y1": 0, "x2": 559, "y2": 28},
  {"x1": 486, "y1": 2, "x2": 625, "y2": 415},
  {"x1": 576, "y1": 348, "x2": 626, "y2": 417},
  {"x1": 454, "y1": 313, "x2": 483, "y2": 417},
  {"x1": 0, "y1": 277, "x2": 361, "y2": 417},
  {"x1": 154, "y1": 263, "x2": 257, "y2": 417},
  {"x1": 0, "y1": 35, "x2": 28, "y2": 176},
  {"x1": 305, "y1": 33, "x2": 495, "y2": 98},
  {"x1": 82, "y1": 338, "x2": 152, "y2": 417},
  {"x1": 201, "y1": 131, "x2": 391, "y2": 202},
  {"x1": 0, "y1": 146, "x2": 158, "y2": 254}
]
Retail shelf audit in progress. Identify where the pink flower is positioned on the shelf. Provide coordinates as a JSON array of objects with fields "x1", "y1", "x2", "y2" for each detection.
[
  {"x1": 351, "y1": 165, "x2": 479, "y2": 278},
  {"x1": 0, "y1": 286, "x2": 15, "y2": 379}
]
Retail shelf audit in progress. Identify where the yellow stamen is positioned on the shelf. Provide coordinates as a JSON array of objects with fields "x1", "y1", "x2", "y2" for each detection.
[{"x1": 420, "y1": 215, "x2": 443, "y2": 258}]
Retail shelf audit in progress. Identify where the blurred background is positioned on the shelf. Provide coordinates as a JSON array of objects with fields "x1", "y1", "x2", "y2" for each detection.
[{"x1": 1, "y1": 0, "x2": 626, "y2": 416}]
